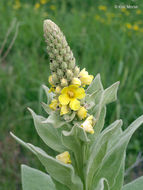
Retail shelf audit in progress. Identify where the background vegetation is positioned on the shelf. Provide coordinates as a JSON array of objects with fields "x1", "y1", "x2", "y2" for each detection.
[{"x1": 0, "y1": 0, "x2": 143, "y2": 189}]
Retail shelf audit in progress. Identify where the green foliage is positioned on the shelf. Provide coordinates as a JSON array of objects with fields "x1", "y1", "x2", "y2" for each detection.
[
  {"x1": 21, "y1": 165, "x2": 57, "y2": 190},
  {"x1": 123, "y1": 176, "x2": 143, "y2": 190}
]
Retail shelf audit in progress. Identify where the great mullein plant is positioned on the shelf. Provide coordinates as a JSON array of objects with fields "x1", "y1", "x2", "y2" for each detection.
[{"x1": 11, "y1": 20, "x2": 143, "y2": 190}]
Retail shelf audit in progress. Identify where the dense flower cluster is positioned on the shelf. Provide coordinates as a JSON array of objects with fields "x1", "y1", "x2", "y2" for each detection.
[{"x1": 43, "y1": 19, "x2": 96, "y2": 163}]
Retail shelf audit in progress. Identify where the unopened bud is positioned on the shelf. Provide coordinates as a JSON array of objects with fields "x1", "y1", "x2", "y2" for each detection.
[
  {"x1": 52, "y1": 73, "x2": 59, "y2": 83},
  {"x1": 71, "y1": 77, "x2": 81, "y2": 86},
  {"x1": 61, "y1": 62, "x2": 67, "y2": 69},
  {"x1": 66, "y1": 70, "x2": 73, "y2": 80},
  {"x1": 74, "y1": 66, "x2": 80, "y2": 77},
  {"x1": 61, "y1": 78, "x2": 68, "y2": 87},
  {"x1": 57, "y1": 69, "x2": 64, "y2": 77},
  {"x1": 55, "y1": 86, "x2": 62, "y2": 94}
]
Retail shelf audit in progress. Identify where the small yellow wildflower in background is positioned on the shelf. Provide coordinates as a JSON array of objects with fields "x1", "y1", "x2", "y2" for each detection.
[
  {"x1": 79, "y1": 68, "x2": 93, "y2": 86},
  {"x1": 77, "y1": 107, "x2": 87, "y2": 120},
  {"x1": 49, "y1": 99, "x2": 58, "y2": 110},
  {"x1": 40, "y1": 0, "x2": 47, "y2": 5},
  {"x1": 56, "y1": 151, "x2": 71, "y2": 164},
  {"x1": 133, "y1": 25, "x2": 139, "y2": 31},
  {"x1": 81, "y1": 115, "x2": 94, "y2": 134},
  {"x1": 34, "y1": 3, "x2": 40, "y2": 10},
  {"x1": 98, "y1": 5, "x2": 107, "y2": 11},
  {"x1": 121, "y1": 8, "x2": 130, "y2": 15},
  {"x1": 13, "y1": 0, "x2": 21, "y2": 10},
  {"x1": 140, "y1": 28, "x2": 143, "y2": 33},
  {"x1": 59, "y1": 85, "x2": 85, "y2": 111},
  {"x1": 50, "y1": 5, "x2": 56, "y2": 11},
  {"x1": 95, "y1": 15, "x2": 100, "y2": 21},
  {"x1": 43, "y1": 12, "x2": 48, "y2": 18},
  {"x1": 136, "y1": 10, "x2": 141, "y2": 15},
  {"x1": 126, "y1": 23, "x2": 132, "y2": 29}
]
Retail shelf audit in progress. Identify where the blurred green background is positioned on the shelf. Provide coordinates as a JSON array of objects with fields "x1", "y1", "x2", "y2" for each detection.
[{"x1": 0, "y1": 0, "x2": 143, "y2": 189}]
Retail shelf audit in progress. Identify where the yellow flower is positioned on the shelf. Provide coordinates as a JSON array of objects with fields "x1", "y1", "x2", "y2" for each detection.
[
  {"x1": 61, "y1": 78, "x2": 68, "y2": 87},
  {"x1": 71, "y1": 77, "x2": 81, "y2": 86},
  {"x1": 13, "y1": 0, "x2": 21, "y2": 10},
  {"x1": 60, "y1": 105, "x2": 69, "y2": 115},
  {"x1": 133, "y1": 25, "x2": 139, "y2": 31},
  {"x1": 126, "y1": 23, "x2": 132, "y2": 29},
  {"x1": 49, "y1": 85, "x2": 55, "y2": 93},
  {"x1": 50, "y1": 5, "x2": 56, "y2": 11},
  {"x1": 95, "y1": 15, "x2": 100, "y2": 21},
  {"x1": 81, "y1": 115, "x2": 94, "y2": 134},
  {"x1": 40, "y1": 0, "x2": 47, "y2": 4},
  {"x1": 34, "y1": 3, "x2": 40, "y2": 9},
  {"x1": 49, "y1": 99, "x2": 58, "y2": 110},
  {"x1": 79, "y1": 68, "x2": 94, "y2": 86},
  {"x1": 55, "y1": 86, "x2": 62, "y2": 94},
  {"x1": 56, "y1": 151, "x2": 71, "y2": 164},
  {"x1": 98, "y1": 5, "x2": 107, "y2": 11},
  {"x1": 59, "y1": 85, "x2": 85, "y2": 111},
  {"x1": 49, "y1": 75, "x2": 53, "y2": 85},
  {"x1": 136, "y1": 10, "x2": 141, "y2": 15},
  {"x1": 77, "y1": 106, "x2": 87, "y2": 120}
]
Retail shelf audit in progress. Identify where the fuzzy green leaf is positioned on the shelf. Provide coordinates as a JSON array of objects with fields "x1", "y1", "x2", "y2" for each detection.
[
  {"x1": 28, "y1": 144, "x2": 83, "y2": 190},
  {"x1": 102, "y1": 82, "x2": 120, "y2": 106},
  {"x1": 92, "y1": 115, "x2": 143, "y2": 190},
  {"x1": 28, "y1": 108, "x2": 66, "y2": 152},
  {"x1": 10, "y1": 133, "x2": 83, "y2": 190},
  {"x1": 42, "y1": 84, "x2": 54, "y2": 104},
  {"x1": 123, "y1": 176, "x2": 143, "y2": 190},
  {"x1": 86, "y1": 74, "x2": 103, "y2": 95},
  {"x1": 94, "y1": 178, "x2": 109, "y2": 190},
  {"x1": 22, "y1": 165, "x2": 57, "y2": 190},
  {"x1": 86, "y1": 120, "x2": 123, "y2": 190}
]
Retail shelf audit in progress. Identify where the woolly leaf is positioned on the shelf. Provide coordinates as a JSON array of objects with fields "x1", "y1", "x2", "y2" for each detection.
[
  {"x1": 86, "y1": 74, "x2": 103, "y2": 95},
  {"x1": 28, "y1": 108, "x2": 66, "y2": 152},
  {"x1": 22, "y1": 165, "x2": 57, "y2": 190},
  {"x1": 92, "y1": 115, "x2": 143, "y2": 190},
  {"x1": 123, "y1": 176, "x2": 143, "y2": 190},
  {"x1": 10, "y1": 134, "x2": 83, "y2": 190},
  {"x1": 102, "y1": 82, "x2": 120, "y2": 106},
  {"x1": 94, "y1": 178, "x2": 109, "y2": 190},
  {"x1": 86, "y1": 120, "x2": 123, "y2": 190}
]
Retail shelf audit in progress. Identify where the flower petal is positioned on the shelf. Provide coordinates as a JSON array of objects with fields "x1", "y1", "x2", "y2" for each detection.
[
  {"x1": 61, "y1": 86, "x2": 69, "y2": 94},
  {"x1": 60, "y1": 105, "x2": 69, "y2": 115},
  {"x1": 69, "y1": 99, "x2": 80, "y2": 111},
  {"x1": 75, "y1": 88, "x2": 85, "y2": 99},
  {"x1": 59, "y1": 94, "x2": 70, "y2": 105}
]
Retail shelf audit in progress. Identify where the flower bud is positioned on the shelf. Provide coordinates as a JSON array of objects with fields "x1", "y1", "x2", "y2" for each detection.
[
  {"x1": 71, "y1": 77, "x2": 81, "y2": 86},
  {"x1": 77, "y1": 106, "x2": 87, "y2": 120},
  {"x1": 49, "y1": 75, "x2": 54, "y2": 85},
  {"x1": 44, "y1": 19, "x2": 76, "y2": 73},
  {"x1": 61, "y1": 78, "x2": 68, "y2": 87},
  {"x1": 74, "y1": 66, "x2": 80, "y2": 77},
  {"x1": 68, "y1": 59, "x2": 75, "y2": 69},
  {"x1": 49, "y1": 99, "x2": 58, "y2": 110},
  {"x1": 66, "y1": 69, "x2": 73, "y2": 80},
  {"x1": 61, "y1": 62, "x2": 67, "y2": 70},
  {"x1": 52, "y1": 73, "x2": 59, "y2": 83},
  {"x1": 56, "y1": 151, "x2": 71, "y2": 164},
  {"x1": 57, "y1": 69, "x2": 63, "y2": 77},
  {"x1": 81, "y1": 115, "x2": 94, "y2": 134},
  {"x1": 55, "y1": 86, "x2": 62, "y2": 94}
]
